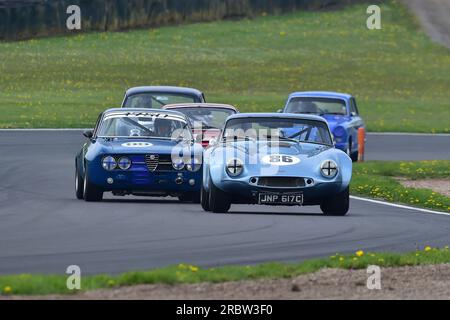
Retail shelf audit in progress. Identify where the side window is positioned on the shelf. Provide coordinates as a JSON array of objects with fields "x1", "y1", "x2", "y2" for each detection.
[
  {"x1": 92, "y1": 113, "x2": 103, "y2": 137},
  {"x1": 350, "y1": 98, "x2": 359, "y2": 115}
]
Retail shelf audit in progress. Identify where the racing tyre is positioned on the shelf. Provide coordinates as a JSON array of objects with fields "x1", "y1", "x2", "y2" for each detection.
[
  {"x1": 83, "y1": 167, "x2": 103, "y2": 202},
  {"x1": 209, "y1": 178, "x2": 231, "y2": 213},
  {"x1": 320, "y1": 186, "x2": 349, "y2": 216},
  {"x1": 75, "y1": 161, "x2": 84, "y2": 200},
  {"x1": 178, "y1": 192, "x2": 201, "y2": 203},
  {"x1": 347, "y1": 140, "x2": 358, "y2": 162},
  {"x1": 200, "y1": 183, "x2": 211, "y2": 211}
]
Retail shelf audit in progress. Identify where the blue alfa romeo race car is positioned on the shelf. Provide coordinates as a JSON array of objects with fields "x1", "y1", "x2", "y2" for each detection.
[
  {"x1": 201, "y1": 113, "x2": 352, "y2": 215},
  {"x1": 281, "y1": 91, "x2": 365, "y2": 161},
  {"x1": 75, "y1": 108, "x2": 203, "y2": 202}
]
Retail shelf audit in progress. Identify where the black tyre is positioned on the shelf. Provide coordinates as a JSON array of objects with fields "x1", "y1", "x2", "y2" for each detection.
[
  {"x1": 200, "y1": 183, "x2": 210, "y2": 211},
  {"x1": 346, "y1": 139, "x2": 358, "y2": 162},
  {"x1": 320, "y1": 186, "x2": 350, "y2": 216},
  {"x1": 209, "y1": 177, "x2": 231, "y2": 213},
  {"x1": 178, "y1": 192, "x2": 201, "y2": 203},
  {"x1": 83, "y1": 167, "x2": 103, "y2": 202},
  {"x1": 75, "y1": 161, "x2": 84, "y2": 200}
]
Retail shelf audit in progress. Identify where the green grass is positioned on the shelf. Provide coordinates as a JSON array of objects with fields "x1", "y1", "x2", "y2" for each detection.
[
  {"x1": 0, "y1": 1, "x2": 449, "y2": 131},
  {"x1": 1, "y1": 247, "x2": 449, "y2": 296},
  {"x1": 352, "y1": 160, "x2": 450, "y2": 211}
]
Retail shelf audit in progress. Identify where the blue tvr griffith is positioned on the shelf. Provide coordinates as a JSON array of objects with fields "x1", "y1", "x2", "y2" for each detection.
[
  {"x1": 281, "y1": 91, "x2": 365, "y2": 161},
  {"x1": 75, "y1": 108, "x2": 203, "y2": 202},
  {"x1": 201, "y1": 113, "x2": 352, "y2": 215}
]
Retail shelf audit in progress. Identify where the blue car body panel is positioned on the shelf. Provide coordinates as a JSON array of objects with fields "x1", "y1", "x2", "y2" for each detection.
[
  {"x1": 76, "y1": 108, "x2": 203, "y2": 196},
  {"x1": 203, "y1": 113, "x2": 352, "y2": 206},
  {"x1": 282, "y1": 91, "x2": 365, "y2": 157}
]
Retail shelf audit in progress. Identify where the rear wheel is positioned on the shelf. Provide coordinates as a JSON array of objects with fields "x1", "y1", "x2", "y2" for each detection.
[
  {"x1": 75, "y1": 161, "x2": 84, "y2": 200},
  {"x1": 83, "y1": 167, "x2": 103, "y2": 202},
  {"x1": 209, "y1": 177, "x2": 231, "y2": 213},
  {"x1": 320, "y1": 186, "x2": 349, "y2": 216},
  {"x1": 200, "y1": 182, "x2": 210, "y2": 211}
]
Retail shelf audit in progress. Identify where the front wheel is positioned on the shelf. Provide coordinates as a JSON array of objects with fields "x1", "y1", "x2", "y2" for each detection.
[
  {"x1": 75, "y1": 161, "x2": 84, "y2": 200},
  {"x1": 209, "y1": 178, "x2": 231, "y2": 213},
  {"x1": 178, "y1": 192, "x2": 201, "y2": 203},
  {"x1": 320, "y1": 186, "x2": 349, "y2": 216},
  {"x1": 83, "y1": 167, "x2": 103, "y2": 202},
  {"x1": 200, "y1": 183, "x2": 210, "y2": 211}
]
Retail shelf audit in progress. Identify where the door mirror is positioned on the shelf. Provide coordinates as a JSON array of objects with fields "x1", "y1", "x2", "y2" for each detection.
[
  {"x1": 277, "y1": 109, "x2": 283, "y2": 113},
  {"x1": 209, "y1": 137, "x2": 218, "y2": 146},
  {"x1": 83, "y1": 130, "x2": 94, "y2": 139},
  {"x1": 194, "y1": 133, "x2": 203, "y2": 143}
]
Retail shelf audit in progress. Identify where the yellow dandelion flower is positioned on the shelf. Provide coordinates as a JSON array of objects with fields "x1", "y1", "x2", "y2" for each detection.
[
  {"x1": 3, "y1": 286, "x2": 12, "y2": 294},
  {"x1": 356, "y1": 250, "x2": 364, "y2": 257},
  {"x1": 339, "y1": 257, "x2": 344, "y2": 262},
  {"x1": 189, "y1": 266, "x2": 199, "y2": 272},
  {"x1": 424, "y1": 246, "x2": 432, "y2": 252}
]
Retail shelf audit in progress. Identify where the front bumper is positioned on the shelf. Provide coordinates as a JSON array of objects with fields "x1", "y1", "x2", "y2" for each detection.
[{"x1": 217, "y1": 179, "x2": 343, "y2": 206}]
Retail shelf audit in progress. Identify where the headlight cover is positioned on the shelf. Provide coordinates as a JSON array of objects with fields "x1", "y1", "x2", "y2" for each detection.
[
  {"x1": 118, "y1": 157, "x2": 132, "y2": 170},
  {"x1": 333, "y1": 126, "x2": 346, "y2": 138},
  {"x1": 320, "y1": 160, "x2": 338, "y2": 178},
  {"x1": 172, "y1": 158, "x2": 185, "y2": 171},
  {"x1": 226, "y1": 158, "x2": 244, "y2": 177},
  {"x1": 102, "y1": 156, "x2": 117, "y2": 171},
  {"x1": 186, "y1": 158, "x2": 202, "y2": 172}
]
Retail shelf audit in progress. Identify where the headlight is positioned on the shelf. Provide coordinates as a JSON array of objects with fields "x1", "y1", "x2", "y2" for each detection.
[
  {"x1": 320, "y1": 160, "x2": 338, "y2": 178},
  {"x1": 186, "y1": 158, "x2": 202, "y2": 172},
  {"x1": 226, "y1": 158, "x2": 244, "y2": 177},
  {"x1": 118, "y1": 157, "x2": 132, "y2": 170},
  {"x1": 102, "y1": 156, "x2": 117, "y2": 171},
  {"x1": 172, "y1": 159, "x2": 185, "y2": 170},
  {"x1": 333, "y1": 126, "x2": 346, "y2": 138}
]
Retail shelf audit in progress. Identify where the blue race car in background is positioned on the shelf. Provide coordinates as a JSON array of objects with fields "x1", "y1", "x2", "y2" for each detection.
[
  {"x1": 281, "y1": 91, "x2": 365, "y2": 161},
  {"x1": 202, "y1": 113, "x2": 352, "y2": 215},
  {"x1": 75, "y1": 108, "x2": 203, "y2": 202},
  {"x1": 121, "y1": 86, "x2": 206, "y2": 109}
]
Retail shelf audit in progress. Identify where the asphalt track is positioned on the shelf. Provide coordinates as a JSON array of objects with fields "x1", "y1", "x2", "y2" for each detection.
[{"x1": 0, "y1": 131, "x2": 449, "y2": 275}]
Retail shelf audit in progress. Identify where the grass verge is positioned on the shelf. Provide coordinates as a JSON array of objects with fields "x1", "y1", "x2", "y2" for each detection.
[
  {"x1": 352, "y1": 160, "x2": 450, "y2": 212},
  {"x1": 0, "y1": 0, "x2": 449, "y2": 131},
  {"x1": 1, "y1": 247, "x2": 449, "y2": 296}
]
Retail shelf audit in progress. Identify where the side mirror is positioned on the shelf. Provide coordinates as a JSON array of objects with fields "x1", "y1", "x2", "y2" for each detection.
[
  {"x1": 209, "y1": 137, "x2": 218, "y2": 146},
  {"x1": 277, "y1": 109, "x2": 283, "y2": 113},
  {"x1": 194, "y1": 133, "x2": 203, "y2": 143},
  {"x1": 350, "y1": 112, "x2": 357, "y2": 117},
  {"x1": 83, "y1": 130, "x2": 94, "y2": 139}
]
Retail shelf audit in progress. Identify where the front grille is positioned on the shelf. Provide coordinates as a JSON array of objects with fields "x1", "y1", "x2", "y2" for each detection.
[
  {"x1": 145, "y1": 154, "x2": 159, "y2": 171},
  {"x1": 257, "y1": 177, "x2": 305, "y2": 188},
  {"x1": 145, "y1": 154, "x2": 173, "y2": 172}
]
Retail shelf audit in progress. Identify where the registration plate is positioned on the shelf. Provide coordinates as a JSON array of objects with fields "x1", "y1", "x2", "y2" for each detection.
[{"x1": 258, "y1": 193, "x2": 303, "y2": 205}]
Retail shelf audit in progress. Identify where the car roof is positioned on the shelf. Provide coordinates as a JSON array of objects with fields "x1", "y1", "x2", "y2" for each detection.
[
  {"x1": 125, "y1": 86, "x2": 203, "y2": 97},
  {"x1": 226, "y1": 112, "x2": 328, "y2": 123},
  {"x1": 163, "y1": 103, "x2": 238, "y2": 112},
  {"x1": 103, "y1": 108, "x2": 188, "y2": 120},
  {"x1": 288, "y1": 91, "x2": 352, "y2": 100}
]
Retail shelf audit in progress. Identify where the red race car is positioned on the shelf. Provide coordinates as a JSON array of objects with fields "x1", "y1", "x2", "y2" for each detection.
[{"x1": 163, "y1": 103, "x2": 238, "y2": 147}]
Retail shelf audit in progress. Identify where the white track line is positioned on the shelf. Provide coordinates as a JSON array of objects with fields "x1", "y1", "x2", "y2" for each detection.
[
  {"x1": 0, "y1": 129, "x2": 89, "y2": 131},
  {"x1": 367, "y1": 132, "x2": 450, "y2": 137},
  {"x1": 350, "y1": 195, "x2": 450, "y2": 216}
]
